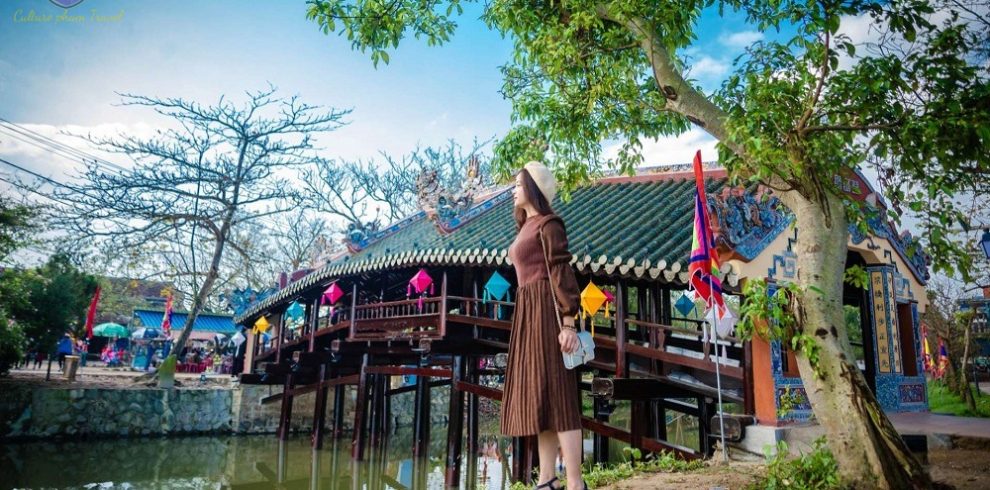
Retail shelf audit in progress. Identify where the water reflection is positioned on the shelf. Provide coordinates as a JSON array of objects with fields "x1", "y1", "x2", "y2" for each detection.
[{"x1": 0, "y1": 429, "x2": 516, "y2": 490}]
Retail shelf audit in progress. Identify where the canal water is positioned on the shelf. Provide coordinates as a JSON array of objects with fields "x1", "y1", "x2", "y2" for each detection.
[
  {"x1": 1, "y1": 404, "x2": 700, "y2": 489},
  {"x1": 0, "y1": 427, "x2": 516, "y2": 489}
]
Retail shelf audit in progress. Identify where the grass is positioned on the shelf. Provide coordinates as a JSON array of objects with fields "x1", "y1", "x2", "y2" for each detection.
[{"x1": 927, "y1": 381, "x2": 990, "y2": 418}]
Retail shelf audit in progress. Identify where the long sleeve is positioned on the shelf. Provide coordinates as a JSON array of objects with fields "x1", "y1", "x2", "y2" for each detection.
[{"x1": 541, "y1": 218, "x2": 581, "y2": 317}]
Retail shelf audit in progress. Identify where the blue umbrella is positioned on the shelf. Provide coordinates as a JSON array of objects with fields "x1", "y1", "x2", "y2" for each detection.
[{"x1": 131, "y1": 327, "x2": 162, "y2": 339}]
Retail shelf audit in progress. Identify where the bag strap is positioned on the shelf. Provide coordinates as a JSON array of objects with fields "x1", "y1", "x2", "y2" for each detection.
[{"x1": 539, "y1": 223, "x2": 579, "y2": 333}]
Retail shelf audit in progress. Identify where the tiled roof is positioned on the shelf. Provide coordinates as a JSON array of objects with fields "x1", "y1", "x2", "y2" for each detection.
[
  {"x1": 133, "y1": 309, "x2": 237, "y2": 334},
  {"x1": 234, "y1": 171, "x2": 740, "y2": 324}
]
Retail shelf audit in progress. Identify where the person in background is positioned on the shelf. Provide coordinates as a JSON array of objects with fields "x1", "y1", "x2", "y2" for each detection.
[
  {"x1": 56, "y1": 334, "x2": 74, "y2": 371},
  {"x1": 33, "y1": 350, "x2": 44, "y2": 370},
  {"x1": 78, "y1": 340, "x2": 89, "y2": 367}
]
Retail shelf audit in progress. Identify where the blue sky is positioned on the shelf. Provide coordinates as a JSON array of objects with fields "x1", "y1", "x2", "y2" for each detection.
[{"x1": 0, "y1": 0, "x2": 779, "y2": 180}]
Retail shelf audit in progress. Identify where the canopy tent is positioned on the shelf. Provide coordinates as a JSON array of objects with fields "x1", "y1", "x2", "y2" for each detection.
[
  {"x1": 131, "y1": 309, "x2": 236, "y2": 344},
  {"x1": 92, "y1": 323, "x2": 129, "y2": 338}
]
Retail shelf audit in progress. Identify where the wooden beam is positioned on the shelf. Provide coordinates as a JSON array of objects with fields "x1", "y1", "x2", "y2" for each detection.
[{"x1": 365, "y1": 366, "x2": 452, "y2": 377}]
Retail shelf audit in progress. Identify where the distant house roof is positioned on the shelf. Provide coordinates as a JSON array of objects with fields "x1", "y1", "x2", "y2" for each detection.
[{"x1": 132, "y1": 309, "x2": 236, "y2": 335}]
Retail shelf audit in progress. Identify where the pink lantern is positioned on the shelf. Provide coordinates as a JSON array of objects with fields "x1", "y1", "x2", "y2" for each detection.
[
  {"x1": 407, "y1": 269, "x2": 435, "y2": 310},
  {"x1": 602, "y1": 289, "x2": 615, "y2": 318},
  {"x1": 322, "y1": 282, "x2": 344, "y2": 305},
  {"x1": 322, "y1": 282, "x2": 345, "y2": 319}
]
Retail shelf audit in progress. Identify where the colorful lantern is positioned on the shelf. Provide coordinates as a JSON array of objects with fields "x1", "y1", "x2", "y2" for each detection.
[
  {"x1": 322, "y1": 282, "x2": 344, "y2": 305},
  {"x1": 253, "y1": 316, "x2": 270, "y2": 335},
  {"x1": 322, "y1": 282, "x2": 346, "y2": 319},
  {"x1": 407, "y1": 269, "x2": 435, "y2": 310},
  {"x1": 483, "y1": 271, "x2": 512, "y2": 318},
  {"x1": 674, "y1": 293, "x2": 696, "y2": 317},
  {"x1": 602, "y1": 288, "x2": 615, "y2": 319},
  {"x1": 580, "y1": 281, "x2": 608, "y2": 336}
]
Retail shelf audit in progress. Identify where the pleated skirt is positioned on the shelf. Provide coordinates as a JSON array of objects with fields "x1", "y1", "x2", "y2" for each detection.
[{"x1": 500, "y1": 280, "x2": 582, "y2": 436}]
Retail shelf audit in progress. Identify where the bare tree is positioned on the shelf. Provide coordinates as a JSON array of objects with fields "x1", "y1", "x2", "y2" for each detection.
[
  {"x1": 53, "y1": 86, "x2": 349, "y2": 373},
  {"x1": 301, "y1": 138, "x2": 493, "y2": 231}
]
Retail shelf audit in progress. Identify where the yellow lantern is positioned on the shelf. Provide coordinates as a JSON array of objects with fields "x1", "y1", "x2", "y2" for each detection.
[
  {"x1": 580, "y1": 281, "x2": 608, "y2": 336},
  {"x1": 253, "y1": 316, "x2": 270, "y2": 334}
]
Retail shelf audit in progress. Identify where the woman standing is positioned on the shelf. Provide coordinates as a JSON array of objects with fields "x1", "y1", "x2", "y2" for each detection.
[{"x1": 501, "y1": 161, "x2": 585, "y2": 489}]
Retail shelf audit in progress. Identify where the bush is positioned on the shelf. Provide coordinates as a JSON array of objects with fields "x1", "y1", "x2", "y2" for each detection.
[
  {"x1": 0, "y1": 313, "x2": 27, "y2": 376},
  {"x1": 749, "y1": 437, "x2": 844, "y2": 490}
]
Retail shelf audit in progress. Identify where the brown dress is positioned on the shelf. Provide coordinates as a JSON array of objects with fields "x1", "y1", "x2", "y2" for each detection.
[{"x1": 500, "y1": 214, "x2": 583, "y2": 436}]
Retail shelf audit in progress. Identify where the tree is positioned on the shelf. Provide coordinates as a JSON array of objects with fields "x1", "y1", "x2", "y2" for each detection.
[
  {"x1": 3, "y1": 254, "x2": 99, "y2": 353},
  {"x1": 301, "y1": 139, "x2": 493, "y2": 231},
  {"x1": 306, "y1": 1, "x2": 989, "y2": 487},
  {"x1": 54, "y1": 86, "x2": 349, "y2": 374},
  {"x1": 0, "y1": 197, "x2": 37, "y2": 375},
  {"x1": 0, "y1": 196, "x2": 35, "y2": 262}
]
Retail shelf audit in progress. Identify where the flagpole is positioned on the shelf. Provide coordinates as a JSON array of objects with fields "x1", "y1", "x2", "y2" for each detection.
[{"x1": 707, "y1": 262, "x2": 728, "y2": 463}]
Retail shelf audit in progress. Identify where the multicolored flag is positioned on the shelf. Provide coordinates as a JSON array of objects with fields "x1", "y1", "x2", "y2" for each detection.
[
  {"x1": 936, "y1": 338, "x2": 950, "y2": 379},
  {"x1": 921, "y1": 323, "x2": 933, "y2": 373},
  {"x1": 161, "y1": 293, "x2": 174, "y2": 336},
  {"x1": 84, "y1": 286, "x2": 101, "y2": 340},
  {"x1": 687, "y1": 150, "x2": 726, "y2": 315}
]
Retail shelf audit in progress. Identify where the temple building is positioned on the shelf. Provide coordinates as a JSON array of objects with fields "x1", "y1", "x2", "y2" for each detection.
[{"x1": 232, "y1": 163, "x2": 930, "y2": 484}]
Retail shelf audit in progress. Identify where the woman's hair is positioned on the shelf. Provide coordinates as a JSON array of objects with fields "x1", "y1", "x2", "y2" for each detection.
[{"x1": 514, "y1": 168, "x2": 555, "y2": 230}]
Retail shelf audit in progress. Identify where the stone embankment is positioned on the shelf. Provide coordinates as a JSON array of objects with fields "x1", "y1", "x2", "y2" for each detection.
[{"x1": 0, "y1": 381, "x2": 320, "y2": 440}]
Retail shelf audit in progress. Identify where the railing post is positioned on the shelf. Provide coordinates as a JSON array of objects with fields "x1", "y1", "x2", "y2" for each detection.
[
  {"x1": 307, "y1": 298, "x2": 318, "y2": 352},
  {"x1": 616, "y1": 280, "x2": 627, "y2": 378},
  {"x1": 440, "y1": 271, "x2": 448, "y2": 336},
  {"x1": 349, "y1": 284, "x2": 359, "y2": 340}
]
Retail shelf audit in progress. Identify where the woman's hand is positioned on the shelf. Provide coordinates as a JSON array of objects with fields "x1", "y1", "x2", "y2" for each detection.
[{"x1": 558, "y1": 328, "x2": 579, "y2": 354}]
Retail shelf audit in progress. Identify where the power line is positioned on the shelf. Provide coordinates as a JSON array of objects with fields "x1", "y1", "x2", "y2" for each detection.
[{"x1": 0, "y1": 118, "x2": 130, "y2": 173}]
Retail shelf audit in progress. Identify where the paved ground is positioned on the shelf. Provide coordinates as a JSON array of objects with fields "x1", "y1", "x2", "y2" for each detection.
[
  {"x1": 889, "y1": 411, "x2": 990, "y2": 442},
  {"x1": 5, "y1": 366, "x2": 235, "y2": 389}
]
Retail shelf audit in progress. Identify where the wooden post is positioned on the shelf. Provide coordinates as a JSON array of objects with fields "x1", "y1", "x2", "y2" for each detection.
[
  {"x1": 445, "y1": 356, "x2": 466, "y2": 488},
  {"x1": 331, "y1": 384, "x2": 346, "y2": 439},
  {"x1": 276, "y1": 309, "x2": 286, "y2": 364},
  {"x1": 653, "y1": 399, "x2": 668, "y2": 442},
  {"x1": 440, "y1": 271, "x2": 448, "y2": 337},
  {"x1": 465, "y1": 356, "x2": 480, "y2": 489},
  {"x1": 698, "y1": 396, "x2": 713, "y2": 456},
  {"x1": 311, "y1": 364, "x2": 328, "y2": 449},
  {"x1": 349, "y1": 284, "x2": 359, "y2": 339},
  {"x1": 616, "y1": 280, "x2": 628, "y2": 378},
  {"x1": 511, "y1": 436, "x2": 536, "y2": 484},
  {"x1": 412, "y1": 369, "x2": 432, "y2": 459},
  {"x1": 277, "y1": 372, "x2": 295, "y2": 441},
  {"x1": 352, "y1": 354, "x2": 370, "y2": 460},
  {"x1": 593, "y1": 395, "x2": 610, "y2": 464},
  {"x1": 307, "y1": 298, "x2": 318, "y2": 352}
]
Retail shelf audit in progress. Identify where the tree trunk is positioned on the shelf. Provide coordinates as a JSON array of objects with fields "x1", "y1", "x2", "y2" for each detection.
[
  {"x1": 960, "y1": 317, "x2": 976, "y2": 412},
  {"x1": 786, "y1": 191, "x2": 932, "y2": 489}
]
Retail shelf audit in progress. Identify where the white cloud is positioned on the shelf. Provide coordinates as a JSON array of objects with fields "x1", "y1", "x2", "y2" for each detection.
[
  {"x1": 605, "y1": 127, "x2": 720, "y2": 166},
  {"x1": 719, "y1": 31, "x2": 764, "y2": 49},
  {"x1": 0, "y1": 122, "x2": 150, "y2": 196},
  {"x1": 688, "y1": 56, "x2": 730, "y2": 79}
]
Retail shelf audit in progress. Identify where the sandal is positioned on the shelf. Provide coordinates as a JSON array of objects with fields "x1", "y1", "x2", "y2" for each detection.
[{"x1": 535, "y1": 476, "x2": 561, "y2": 489}]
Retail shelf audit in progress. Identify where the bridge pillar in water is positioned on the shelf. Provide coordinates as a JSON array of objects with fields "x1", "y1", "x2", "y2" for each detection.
[
  {"x1": 445, "y1": 355, "x2": 466, "y2": 488},
  {"x1": 412, "y1": 367, "x2": 432, "y2": 459}
]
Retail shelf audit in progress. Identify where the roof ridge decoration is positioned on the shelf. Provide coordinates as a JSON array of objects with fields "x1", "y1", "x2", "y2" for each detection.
[
  {"x1": 343, "y1": 211, "x2": 428, "y2": 253},
  {"x1": 416, "y1": 157, "x2": 503, "y2": 234},
  {"x1": 434, "y1": 187, "x2": 513, "y2": 234},
  {"x1": 709, "y1": 186, "x2": 793, "y2": 262}
]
